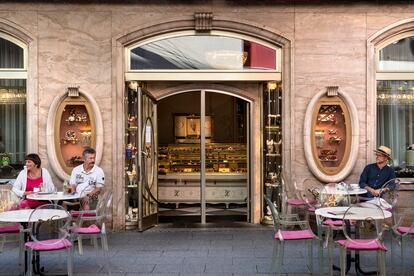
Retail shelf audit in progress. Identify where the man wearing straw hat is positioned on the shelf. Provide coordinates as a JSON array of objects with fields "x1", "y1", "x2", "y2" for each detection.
[{"x1": 359, "y1": 145, "x2": 396, "y2": 198}]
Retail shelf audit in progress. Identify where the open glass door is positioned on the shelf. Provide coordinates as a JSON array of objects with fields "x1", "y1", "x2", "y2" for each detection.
[{"x1": 137, "y1": 86, "x2": 158, "y2": 231}]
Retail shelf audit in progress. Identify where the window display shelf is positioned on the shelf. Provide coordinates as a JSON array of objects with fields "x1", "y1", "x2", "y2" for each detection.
[
  {"x1": 310, "y1": 96, "x2": 351, "y2": 176},
  {"x1": 262, "y1": 82, "x2": 283, "y2": 220},
  {"x1": 54, "y1": 95, "x2": 96, "y2": 175}
]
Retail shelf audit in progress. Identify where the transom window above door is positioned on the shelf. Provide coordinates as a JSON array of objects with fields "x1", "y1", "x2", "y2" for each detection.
[{"x1": 127, "y1": 32, "x2": 281, "y2": 72}]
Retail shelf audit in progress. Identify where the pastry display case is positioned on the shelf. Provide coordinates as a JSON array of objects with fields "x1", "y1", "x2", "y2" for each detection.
[
  {"x1": 311, "y1": 95, "x2": 351, "y2": 175},
  {"x1": 157, "y1": 143, "x2": 247, "y2": 206},
  {"x1": 262, "y1": 82, "x2": 282, "y2": 222},
  {"x1": 55, "y1": 95, "x2": 96, "y2": 175},
  {"x1": 124, "y1": 84, "x2": 139, "y2": 227}
]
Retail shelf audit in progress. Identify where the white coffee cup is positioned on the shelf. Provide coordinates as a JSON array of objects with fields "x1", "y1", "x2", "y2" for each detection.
[
  {"x1": 350, "y1": 184, "x2": 359, "y2": 189},
  {"x1": 33, "y1": 187, "x2": 40, "y2": 193}
]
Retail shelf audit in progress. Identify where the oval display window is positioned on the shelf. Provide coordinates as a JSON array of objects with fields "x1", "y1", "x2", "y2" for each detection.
[
  {"x1": 55, "y1": 95, "x2": 96, "y2": 175},
  {"x1": 311, "y1": 96, "x2": 351, "y2": 176}
]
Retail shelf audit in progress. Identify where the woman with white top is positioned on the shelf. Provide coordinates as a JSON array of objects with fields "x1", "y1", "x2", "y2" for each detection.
[{"x1": 12, "y1": 153, "x2": 56, "y2": 209}]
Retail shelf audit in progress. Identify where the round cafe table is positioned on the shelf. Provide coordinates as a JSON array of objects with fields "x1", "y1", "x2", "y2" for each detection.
[
  {"x1": 0, "y1": 208, "x2": 69, "y2": 223},
  {"x1": 319, "y1": 186, "x2": 367, "y2": 196},
  {"x1": 27, "y1": 192, "x2": 81, "y2": 205},
  {"x1": 315, "y1": 206, "x2": 391, "y2": 275}
]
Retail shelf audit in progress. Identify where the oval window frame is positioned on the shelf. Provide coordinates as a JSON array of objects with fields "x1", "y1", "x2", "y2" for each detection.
[
  {"x1": 303, "y1": 90, "x2": 359, "y2": 182},
  {"x1": 47, "y1": 91, "x2": 103, "y2": 180}
]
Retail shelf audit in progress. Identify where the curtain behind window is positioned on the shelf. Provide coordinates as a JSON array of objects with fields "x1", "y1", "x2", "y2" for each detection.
[
  {"x1": 0, "y1": 79, "x2": 26, "y2": 165},
  {"x1": 377, "y1": 80, "x2": 414, "y2": 176}
]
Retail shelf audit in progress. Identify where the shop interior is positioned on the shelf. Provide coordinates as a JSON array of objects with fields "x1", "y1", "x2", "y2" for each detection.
[{"x1": 157, "y1": 91, "x2": 249, "y2": 224}]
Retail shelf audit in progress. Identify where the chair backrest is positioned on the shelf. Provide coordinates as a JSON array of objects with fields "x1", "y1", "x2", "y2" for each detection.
[
  {"x1": 341, "y1": 203, "x2": 385, "y2": 245},
  {"x1": 319, "y1": 183, "x2": 351, "y2": 208},
  {"x1": 380, "y1": 178, "x2": 400, "y2": 211},
  {"x1": 298, "y1": 178, "x2": 324, "y2": 209},
  {"x1": 0, "y1": 187, "x2": 19, "y2": 212},
  {"x1": 79, "y1": 184, "x2": 100, "y2": 210},
  {"x1": 264, "y1": 196, "x2": 280, "y2": 232},
  {"x1": 28, "y1": 204, "x2": 71, "y2": 245}
]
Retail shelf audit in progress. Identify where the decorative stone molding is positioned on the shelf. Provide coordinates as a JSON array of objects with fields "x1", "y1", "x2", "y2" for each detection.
[
  {"x1": 194, "y1": 12, "x2": 213, "y2": 32},
  {"x1": 46, "y1": 90, "x2": 103, "y2": 180},
  {"x1": 303, "y1": 88, "x2": 359, "y2": 183}
]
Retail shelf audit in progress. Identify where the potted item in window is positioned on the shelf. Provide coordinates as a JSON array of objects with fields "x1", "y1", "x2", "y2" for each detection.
[{"x1": 63, "y1": 130, "x2": 77, "y2": 144}]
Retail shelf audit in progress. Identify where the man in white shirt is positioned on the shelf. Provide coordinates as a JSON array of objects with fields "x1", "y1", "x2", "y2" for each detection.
[{"x1": 69, "y1": 147, "x2": 104, "y2": 200}]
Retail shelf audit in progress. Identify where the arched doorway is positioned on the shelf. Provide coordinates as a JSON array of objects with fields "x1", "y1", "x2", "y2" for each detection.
[{"x1": 114, "y1": 17, "x2": 291, "y2": 230}]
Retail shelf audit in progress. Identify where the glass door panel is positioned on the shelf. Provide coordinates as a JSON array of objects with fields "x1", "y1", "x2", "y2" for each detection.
[
  {"x1": 157, "y1": 91, "x2": 201, "y2": 223},
  {"x1": 204, "y1": 92, "x2": 249, "y2": 222}
]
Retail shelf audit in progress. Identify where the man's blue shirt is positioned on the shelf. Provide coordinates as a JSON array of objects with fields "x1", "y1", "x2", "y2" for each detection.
[{"x1": 359, "y1": 163, "x2": 396, "y2": 198}]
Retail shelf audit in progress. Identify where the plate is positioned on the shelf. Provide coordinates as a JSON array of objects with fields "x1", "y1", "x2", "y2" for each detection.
[{"x1": 37, "y1": 192, "x2": 52, "y2": 195}]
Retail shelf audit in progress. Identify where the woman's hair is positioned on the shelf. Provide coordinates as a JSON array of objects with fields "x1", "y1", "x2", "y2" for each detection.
[{"x1": 24, "y1": 153, "x2": 41, "y2": 168}]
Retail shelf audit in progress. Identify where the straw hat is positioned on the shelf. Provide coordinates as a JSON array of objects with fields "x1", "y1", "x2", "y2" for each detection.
[{"x1": 374, "y1": 145, "x2": 392, "y2": 159}]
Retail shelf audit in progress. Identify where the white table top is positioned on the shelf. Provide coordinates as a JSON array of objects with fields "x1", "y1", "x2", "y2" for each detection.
[
  {"x1": 26, "y1": 192, "x2": 80, "y2": 202},
  {"x1": 319, "y1": 186, "x2": 367, "y2": 195},
  {"x1": 0, "y1": 209, "x2": 69, "y2": 223},
  {"x1": 315, "y1": 206, "x2": 392, "y2": 220}
]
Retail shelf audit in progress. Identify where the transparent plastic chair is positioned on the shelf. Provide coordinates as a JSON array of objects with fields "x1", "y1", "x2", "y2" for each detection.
[
  {"x1": 392, "y1": 209, "x2": 414, "y2": 275},
  {"x1": 336, "y1": 203, "x2": 387, "y2": 276},
  {"x1": 264, "y1": 195, "x2": 321, "y2": 276},
  {"x1": 25, "y1": 204, "x2": 73, "y2": 276}
]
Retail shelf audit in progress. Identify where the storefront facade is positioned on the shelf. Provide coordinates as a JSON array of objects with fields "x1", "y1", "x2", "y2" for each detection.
[{"x1": 1, "y1": 1, "x2": 414, "y2": 229}]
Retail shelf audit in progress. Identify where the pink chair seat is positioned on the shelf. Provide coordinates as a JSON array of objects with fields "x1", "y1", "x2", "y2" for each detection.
[
  {"x1": 397, "y1": 226, "x2": 414, "y2": 234},
  {"x1": 287, "y1": 199, "x2": 306, "y2": 206},
  {"x1": 307, "y1": 207, "x2": 316, "y2": 212},
  {"x1": 323, "y1": 219, "x2": 343, "y2": 226},
  {"x1": 336, "y1": 239, "x2": 387, "y2": 251},
  {"x1": 275, "y1": 229, "x2": 316, "y2": 240},
  {"x1": 71, "y1": 211, "x2": 97, "y2": 217},
  {"x1": 0, "y1": 224, "x2": 20, "y2": 233},
  {"x1": 73, "y1": 224, "x2": 101, "y2": 234},
  {"x1": 25, "y1": 239, "x2": 72, "y2": 251}
]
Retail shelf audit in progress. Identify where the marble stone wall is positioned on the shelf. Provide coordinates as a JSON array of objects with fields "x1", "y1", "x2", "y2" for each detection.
[{"x1": 1, "y1": 1, "x2": 414, "y2": 228}]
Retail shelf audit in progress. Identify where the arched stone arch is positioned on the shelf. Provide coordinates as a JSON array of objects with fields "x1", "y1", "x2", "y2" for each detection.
[
  {"x1": 0, "y1": 19, "x2": 38, "y2": 155},
  {"x1": 366, "y1": 18, "x2": 414, "y2": 163},
  {"x1": 111, "y1": 16, "x2": 292, "y2": 228}
]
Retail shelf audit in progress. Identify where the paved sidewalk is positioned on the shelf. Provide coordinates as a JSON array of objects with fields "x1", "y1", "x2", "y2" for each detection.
[{"x1": 0, "y1": 224, "x2": 413, "y2": 275}]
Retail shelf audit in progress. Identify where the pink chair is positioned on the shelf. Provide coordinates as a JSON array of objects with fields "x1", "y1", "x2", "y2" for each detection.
[
  {"x1": 282, "y1": 177, "x2": 307, "y2": 217},
  {"x1": 0, "y1": 187, "x2": 21, "y2": 252},
  {"x1": 264, "y1": 196, "x2": 321, "y2": 275},
  {"x1": 71, "y1": 191, "x2": 112, "y2": 256},
  {"x1": 25, "y1": 204, "x2": 73, "y2": 276},
  {"x1": 392, "y1": 209, "x2": 414, "y2": 275},
  {"x1": 336, "y1": 203, "x2": 387, "y2": 276}
]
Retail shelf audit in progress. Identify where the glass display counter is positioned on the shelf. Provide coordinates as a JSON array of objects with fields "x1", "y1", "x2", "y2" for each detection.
[{"x1": 158, "y1": 143, "x2": 247, "y2": 206}]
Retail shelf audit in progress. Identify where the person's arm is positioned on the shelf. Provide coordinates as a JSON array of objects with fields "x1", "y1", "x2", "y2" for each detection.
[
  {"x1": 42, "y1": 169, "x2": 56, "y2": 193},
  {"x1": 359, "y1": 166, "x2": 369, "y2": 189},
  {"x1": 88, "y1": 169, "x2": 105, "y2": 198},
  {"x1": 12, "y1": 170, "x2": 26, "y2": 198},
  {"x1": 69, "y1": 170, "x2": 77, "y2": 193}
]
